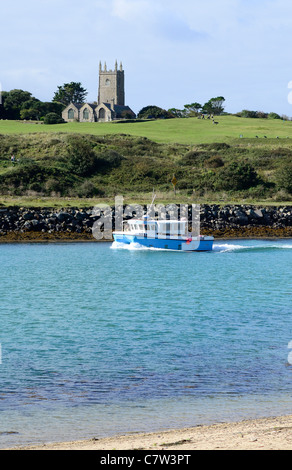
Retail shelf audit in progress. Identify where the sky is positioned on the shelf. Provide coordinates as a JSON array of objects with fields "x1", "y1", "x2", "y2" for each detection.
[{"x1": 1, "y1": 0, "x2": 292, "y2": 116}]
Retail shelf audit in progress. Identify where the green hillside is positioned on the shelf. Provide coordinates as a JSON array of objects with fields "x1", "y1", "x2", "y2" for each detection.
[
  {"x1": 1, "y1": 115, "x2": 292, "y2": 144},
  {"x1": 0, "y1": 117, "x2": 291, "y2": 207}
]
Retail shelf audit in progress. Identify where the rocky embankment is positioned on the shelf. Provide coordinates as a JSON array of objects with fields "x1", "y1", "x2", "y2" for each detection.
[{"x1": 0, "y1": 204, "x2": 291, "y2": 242}]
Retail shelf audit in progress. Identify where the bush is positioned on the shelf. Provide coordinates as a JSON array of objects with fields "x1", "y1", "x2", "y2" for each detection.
[
  {"x1": 67, "y1": 136, "x2": 124, "y2": 177},
  {"x1": 205, "y1": 156, "x2": 224, "y2": 168},
  {"x1": 1, "y1": 161, "x2": 44, "y2": 187},
  {"x1": 241, "y1": 110, "x2": 258, "y2": 118},
  {"x1": 67, "y1": 136, "x2": 99, "y2": 176},
  {"x1": 96, "y1": 150, "x2": 124, "y2": 170},
  {"x1": 268, "y1": 112, "x2": 281, "y2": 120},
  {"x1": 137, "y1": 105, "x2": 174, "y2": 120},
  {"x1": 44, "y1": 113, "x2": 65, "y2": 124},
  {"x1": 179, "y1": 150, "x2": 209, "y2": 166},
  {"x1": 74, "y1": 180, "x2": 105, "y2": 198},
  {"x1": 198, "y1": 142, "x2": 230, "y2": 152},
  {"x1": 215, "y1": 162, "x2": 260, "y2": 191},
  {"x1": 275, "y1": 165, "x2": 292, "y2": 193}
]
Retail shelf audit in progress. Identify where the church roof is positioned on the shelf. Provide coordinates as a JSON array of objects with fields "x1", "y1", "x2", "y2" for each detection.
[
  {"x1": 113, "y1": 105, "x2": 136, "y2": 117},
  {"x1": 81, "y1": 103, "x2": 96, "y2": 110},
  {"x1": 101, "y1": 103, "x2": 113, "y2": 110},
  {"x1": 68, "y1": 103, "x2": 83, "y2": 109}
]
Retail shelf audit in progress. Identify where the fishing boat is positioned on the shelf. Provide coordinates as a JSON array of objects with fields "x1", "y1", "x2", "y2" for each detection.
[{"x1": 113, "y1": 215, "x2": 214, "y2": 251}]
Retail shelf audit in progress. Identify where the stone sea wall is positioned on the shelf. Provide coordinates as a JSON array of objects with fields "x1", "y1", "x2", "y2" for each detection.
[{"x1": 0, "y1": 204, "x2": 291, "y2": 242}]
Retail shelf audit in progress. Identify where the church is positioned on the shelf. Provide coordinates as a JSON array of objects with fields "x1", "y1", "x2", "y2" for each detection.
[{"x1": 62, "y1": 61, "x2": 136, "y2": 123}]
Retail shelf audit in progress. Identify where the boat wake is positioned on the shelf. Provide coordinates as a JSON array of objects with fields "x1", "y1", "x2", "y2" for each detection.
[
  {"x1": 213, "y1": 242, "x2": 292, "y2": 253},
  {"x1": 111, "y1": 241, "x2": 167, "y2": 251},
  {"x1": 112, "y1": 240, "x2": 292, "y2": 253}
]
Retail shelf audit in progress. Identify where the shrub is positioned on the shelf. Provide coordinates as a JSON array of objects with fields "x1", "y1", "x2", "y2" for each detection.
[
  {"x1": 205, "y1": 156, "x2": 224, "y2": 168},
  {"x1": 275, "y1": 165, "x2": 292, "y2": 193},
  {"x1": 44, "y1": 113, "x2": 65, "y2": 124},
  {"x1": 96, "y1": 150, "x2": 124, "y2": 170},
  {"x1": 67, "y1": 136, "x2": 99, "y2": 176},
  {"x1": 198, "y1": 142, "x2": 230, "y2": 152},
  {"x1": 268, "y1": 112, "x2": 281, "y2": 120},
  {"x1": 241, "y1": 110, "x2": 258, "y2": 118},
  {"x1": 137, "y1": 105, "x2": 174, "y2": 119},
  {"x1": 215, "y1": 162, "x2": 260, "y2": 191},
  {"x1": 179, "y1": 150, "x2": 209, "y2": 166},
  {"x1": 67, "y1": 136, "x2": 125, "y2": 177},
  {"x1": 74, "y1": 180, "x2": 105, "y2": 198}
]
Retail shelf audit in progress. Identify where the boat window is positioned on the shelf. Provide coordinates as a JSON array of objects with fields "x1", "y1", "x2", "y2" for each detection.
[{"x1": 171, "y1": 223, "x2": 178, "y2": 234}]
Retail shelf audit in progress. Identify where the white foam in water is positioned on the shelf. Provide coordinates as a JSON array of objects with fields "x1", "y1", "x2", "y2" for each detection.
[
  {"x1": 111, "y1": 241, "x2": 166, "y2": 251},
  {"x1": 112, "y1": 241, "x2": 292, "y2": 253},
  {"x1": 276, "y1": 244, "x2": 292, "y2": 249},
  {"x1": 213, "y1": 243, "x2": 247, "y2": 253},
  {"x1": 213, "y1": 242, "x2": 292, "y2": 253}
]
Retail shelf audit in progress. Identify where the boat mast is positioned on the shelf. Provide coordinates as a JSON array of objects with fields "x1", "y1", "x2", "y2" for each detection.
[{"x1": 147, "y1": 189, "x2": 157, "y2": 216}]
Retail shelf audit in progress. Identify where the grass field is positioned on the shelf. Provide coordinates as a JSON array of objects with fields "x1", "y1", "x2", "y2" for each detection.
[{"x1": 1, "y1": 116, "x2": 292, "y2": 144}]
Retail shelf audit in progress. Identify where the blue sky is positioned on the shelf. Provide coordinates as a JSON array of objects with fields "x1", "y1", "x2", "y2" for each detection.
[{"x1": 1, "y1": 0, "x2": 292, "y2": 115}]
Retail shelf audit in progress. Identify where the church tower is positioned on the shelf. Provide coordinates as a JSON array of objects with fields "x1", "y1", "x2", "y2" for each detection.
[{"x1": 98, "y1": 60, "x2": 125, "y2": 108}]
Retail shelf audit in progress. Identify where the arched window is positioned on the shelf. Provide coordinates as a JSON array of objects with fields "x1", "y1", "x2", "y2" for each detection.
[
  {"x1": 68, "y1": 108, "x2": 75, "y2": 120},
  {"x1": 99, "y1": 108, "x2": 105, "y2": 119},
  {"x1": 83, "y1": 108, "x2": 89, "y2": 120},
  {"x1": 105, "y1": 79, "x2": 110, "y2": 86}
]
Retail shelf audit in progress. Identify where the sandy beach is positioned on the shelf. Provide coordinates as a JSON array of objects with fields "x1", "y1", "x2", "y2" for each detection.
[{"x1": 9, "y1": 415, "x2": 292, "y2": 450}]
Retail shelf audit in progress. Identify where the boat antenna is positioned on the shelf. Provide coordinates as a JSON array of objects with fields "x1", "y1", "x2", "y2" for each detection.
[{"x1": 147, "y1": 189, "x2": 157, "y2": 216}]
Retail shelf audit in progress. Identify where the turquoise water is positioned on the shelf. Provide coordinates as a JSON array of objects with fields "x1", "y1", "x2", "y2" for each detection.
[{"x1": 0, "y1": 239, "x2": 292, "y2": 448}]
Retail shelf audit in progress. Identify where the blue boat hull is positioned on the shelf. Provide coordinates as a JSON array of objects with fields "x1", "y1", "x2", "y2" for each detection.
[{"x1": 113, "y1": 234, "x2": 213, "y2": 251}]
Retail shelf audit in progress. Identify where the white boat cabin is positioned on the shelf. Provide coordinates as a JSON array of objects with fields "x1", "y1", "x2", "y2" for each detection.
[{"x1": 124, "y1": 217, "x2": 189, "y2": 238}]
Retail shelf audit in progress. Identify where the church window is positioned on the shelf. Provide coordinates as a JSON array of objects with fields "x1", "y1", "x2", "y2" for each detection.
[
  {"x1": 68, "y1": 109, "x2": 75, "y2": 119},
  {"x1": 105, "y1": 79, "x2": 110, "y2": 86},
  {"x1": 83, "y1": 108, "x2": 89, "y2": 120},
  {"x1": 99, "y1": 108, "x2": 105, "y2": 119}
]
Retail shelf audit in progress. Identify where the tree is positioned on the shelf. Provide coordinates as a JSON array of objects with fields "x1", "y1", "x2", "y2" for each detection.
[
  {"x1": 240, "y1": 109, "x2": 257, "y2": 118},
  {"x1": 268, "y1": 112, "x2": 281, "y2": 120},
  {"x1": 67, "y1": 136, "x2": 98, "y2": 176},
  {"x1": 3, "y1": 89, "x2": 33, "y2": 119},
  {"x1": 168, "y1": 108, "x2": 184, "y2": 118},
  {"x1": 20, "y1": 98, "x2": 46, "y2": 120},
  {"x1": 137, "y1": 105, "x2": 174, "y2": 119},
  {"x1": 184, "y1": 102, "x2": 202, "y2": 115},
  {"x1": 53, "y1": 82, "x2": 88, "y2": 106},
  {"x1": 202, "y1": 96, "x2": 225, "y2": 115},
  {"x1": 0, "y1": 91, "x2": 9, "y2": 119}
]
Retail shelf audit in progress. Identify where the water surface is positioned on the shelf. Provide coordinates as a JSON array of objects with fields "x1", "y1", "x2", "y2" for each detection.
[{"x1": 0, "y1": 239, "x2": 291, "y2": 447}]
